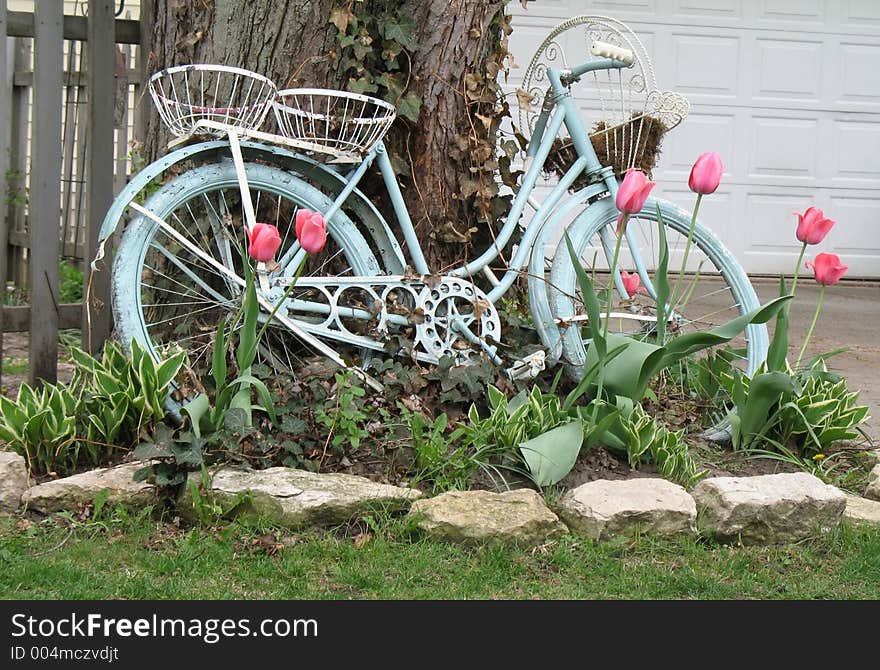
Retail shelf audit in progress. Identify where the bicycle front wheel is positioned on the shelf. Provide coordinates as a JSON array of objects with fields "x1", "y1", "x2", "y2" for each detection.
[
  {"x1": 550, "y1": 196, "x2": 768, "y2": 379},
  {"x1": 112, "y1": 161, "x2": 382, "y2": 385}
]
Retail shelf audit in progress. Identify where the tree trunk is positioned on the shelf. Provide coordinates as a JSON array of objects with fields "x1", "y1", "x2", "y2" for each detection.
[
  {"x1": 144, "y1": 0, "x2": 510, "y2": 270},
  {"x1": 399, "y1": 0, "x2": 505, "y2": 270}
]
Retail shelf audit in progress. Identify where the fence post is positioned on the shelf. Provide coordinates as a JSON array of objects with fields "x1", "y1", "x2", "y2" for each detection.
[
  {"x1": 28, "y1": 0, "x2": 63, "y2": 386},
  {"x1": 8, "y1": 38, "x2": 29, "y2": 289},
  {"x1": 84, "y1": 0, "x2": 115, "y2": 353},
  {"x1": 0, "y1": 0, "x2": 8, "y2": 388}
]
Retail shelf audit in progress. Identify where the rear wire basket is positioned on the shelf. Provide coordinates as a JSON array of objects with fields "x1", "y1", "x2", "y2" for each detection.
[
  {"x1": 273, "y1": 89, "x2": 397, "y2": 161},
  {"x1": 149, "y1": 64, "x2": 278, "y2": 137}
]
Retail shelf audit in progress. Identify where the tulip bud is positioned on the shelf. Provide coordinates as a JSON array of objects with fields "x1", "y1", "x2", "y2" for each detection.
[
  {"x1": 795, "y1": 207, "x2": 835, "y2": 245},
  {"x1": 246, "y1": 222, "x2": 282, "y2": 263},
  {"x1": 806, "y1": 252, "x2": 848, "y2": 286},
  {"x1": 616, "y1": 169, "x2": 655, "y2": 215},
  {"x1": 688, "y1": 152, "x2": 723, "y2": 195},
  {"x1": 295, "y1": 209, "x2": 328, "y2": 254},
  {"x1": 621, "y1": 271, "x2": 646, "y2": 296}
]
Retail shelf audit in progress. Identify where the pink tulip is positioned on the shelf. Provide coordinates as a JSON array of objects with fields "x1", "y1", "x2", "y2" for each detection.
[
  {"x1": 246, "y1": 222, "x2": 282, "y2": 263},
  {"x1": 688, "y1": 152, "x2": 723, "y2": 195},
  {"x1": 795, "y1": 207, "x2": 835, "y2": 245},
  {"x1": 621, "y1": 271, "x2": 646, "y2": 296},
  {"x1": 295, "y1": 209, "x2": 328, "y2": 254},
  {"x1": 616, "y1": 169, "x2": 655, "y2": 215},
  {"x1": 806, "y1": 253, "x2": 848, "y2": 286}
]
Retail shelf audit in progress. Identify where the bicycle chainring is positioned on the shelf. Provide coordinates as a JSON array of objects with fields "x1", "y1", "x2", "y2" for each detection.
[{"x1": 414, "y1": 278, "x2": 502, "y2": 362}]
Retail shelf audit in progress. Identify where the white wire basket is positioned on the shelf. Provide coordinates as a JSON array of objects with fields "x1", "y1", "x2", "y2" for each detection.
[
  {"x1": 149, "y1": 64, "x2": 278, "y2": 137},
  {"x1": 273, "y1": 89, "x2": 397, "y2": 161}
]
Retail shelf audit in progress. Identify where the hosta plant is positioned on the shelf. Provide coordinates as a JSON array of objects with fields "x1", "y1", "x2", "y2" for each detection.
[
  {"x1": 0, "y1": 339, "x2": 185, "y2": 475},
  {"x1": 776, "y1": 372, "x2": 869, "y2": 453},
  {"x1": 0, "y1": 383, "x2": 78, "y2": 474}
]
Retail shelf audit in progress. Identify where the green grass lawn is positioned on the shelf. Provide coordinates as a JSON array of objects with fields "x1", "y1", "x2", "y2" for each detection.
[{"x1": 2, "y1": 511, "x2": 879, "y2": 600}]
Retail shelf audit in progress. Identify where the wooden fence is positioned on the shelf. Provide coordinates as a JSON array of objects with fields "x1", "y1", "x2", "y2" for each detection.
[{"x1": 0, "y1": 0, "x2": 150, "y2": 387}]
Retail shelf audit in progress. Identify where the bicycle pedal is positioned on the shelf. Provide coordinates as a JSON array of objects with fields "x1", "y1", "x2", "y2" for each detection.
[{"x1": 506, "y1": 350, "x2": 547, "y2": 381}]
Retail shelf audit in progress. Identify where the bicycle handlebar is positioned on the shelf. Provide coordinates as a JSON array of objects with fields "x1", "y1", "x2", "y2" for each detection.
[{"x1": 589, "y1": 41, "x2": 634, "y2": 66}]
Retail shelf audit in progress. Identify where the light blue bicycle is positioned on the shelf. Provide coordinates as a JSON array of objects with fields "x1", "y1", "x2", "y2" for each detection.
[{"x1": 97, "y1": 16, "x2": 767, "y2": 393}]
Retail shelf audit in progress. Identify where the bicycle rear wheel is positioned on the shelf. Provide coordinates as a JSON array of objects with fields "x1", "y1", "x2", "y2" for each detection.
[
  {"x1": 549, "y1": 196, "x2": 768, "y2": 379},
  {"x1": 112, "y1": 161, "x2": 382, "y2": 388}
]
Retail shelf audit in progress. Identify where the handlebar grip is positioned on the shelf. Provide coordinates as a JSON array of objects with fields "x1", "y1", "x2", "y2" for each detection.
[{"x1": 590, "y1": 41, "x2": 634, "y2": 66}]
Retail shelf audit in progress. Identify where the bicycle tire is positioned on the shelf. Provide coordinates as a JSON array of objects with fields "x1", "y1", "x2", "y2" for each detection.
[
  {"x1": 112, "y1": 161, "x2": 382, "y2": 383},
  {"x1": 549, "y1": 196, "x2": 768, "y2": 379}
]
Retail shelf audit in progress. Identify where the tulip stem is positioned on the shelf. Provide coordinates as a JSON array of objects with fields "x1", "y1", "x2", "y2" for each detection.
[
  {"x1": 790, "y1": 242, "x2": 807, "y2": 298},
  {"x1": 256, "y1": 257, "x2": 307, "y2": 343},
  {"x1": 795, "y1": 284, "x2": 824, "y2": 369},
  {"x1": 592, "y1": 214, "x2": 628, "y2": 417},
  {"x1": 672, "y1": 193, "x2": 701, "y2": 308}
]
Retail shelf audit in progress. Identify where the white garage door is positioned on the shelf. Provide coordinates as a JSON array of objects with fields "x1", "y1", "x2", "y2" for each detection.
[{"x1": 507, "y1": 0, "x2": 880, "y2": 278}]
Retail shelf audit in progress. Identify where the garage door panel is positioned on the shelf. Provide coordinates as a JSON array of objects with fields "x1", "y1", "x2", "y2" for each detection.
[
  {"x1": 670, "y1": 33, "x2": 741, "y2": 97},
  {"x1": 837, "y1": 43, "x2": 880, "y2": 105},
  {"x1": 754, "y1": 38, "x2": 824, "y2": 101},
  {"x1": 660, "y1": 112, "x2": 737, "y2": 177},
  {"x1": 750, "y1": 116, "x2": 818, "y2": 179},
  {"x1": 757, "y1": 0, "x2": 826, "y2": 24},
  {"x1": 827, "y1": 196, "x2": 880, "y2": 274},
  {"x1": 672, "y1": 0, "x2": 744, "y2": 21},
  {"x1": 832, "y1": 121, "x2": 880, "y2": 186},
  {"x1": 841, "y1": 0, "x2": 880, "y2": 28}
]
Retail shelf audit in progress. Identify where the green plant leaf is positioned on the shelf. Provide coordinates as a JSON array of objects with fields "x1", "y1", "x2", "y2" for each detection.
[
  {"x1": 211, "y1": 315, "x2": 229, "y2": 392},
  {"x1": 654, "y1": 208, "x2": 671, "y2": 342},
  {"x1": 731, "y1": 370, "x2": 800, "y2": 449},
  {"x1": 182, "y1": 394, "x2": 211, "y2": 439},
  {"x1": 519, "y1": 418, "x2": 584, "y2": 487},
  {"x1": 767, "y1": 275, "x2": 789, "y2": 372},
  {"x1": 633, "y1": 295, "x2": 792, "y2": 401},
  {"x1": 396, "y1": 92, "x2": 422, "y2": 123},
  {"x1": 232, "y1": 373, "x2": 277, "y2": 423},
  {"x1": 584, "y1": 334, "x2": 660, "y2": 401},
  {"x1": 157, "y1": 350, "x2": 186, "y2": 390},
  {"x1": 237, "y1": 267, "x2": 259, "y2": 373},
  {"x1": 564, "y1": 232, "x2": 606, "y2": 359}
]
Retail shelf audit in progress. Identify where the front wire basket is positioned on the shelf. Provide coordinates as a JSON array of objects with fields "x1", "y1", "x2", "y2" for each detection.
[
  {"x1": 149, "y1": 64, "x2": 278, "y2": 138},
  {"x1": 273, "y1": 89, "x2": 397, "y2": 161}
]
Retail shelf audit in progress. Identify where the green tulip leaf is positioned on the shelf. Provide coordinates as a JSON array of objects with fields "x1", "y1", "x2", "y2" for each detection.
[
  {"x1": 565, "y1": 232, "x2": 606, "y2": 358},
  {"x1": 766, "y1": 275, "x2": 789, "y2": 372},
  {"x1": 520, "y1": 418, "x2": 584, "y2": 487},
  {"x1": 182, "y1": 393, "x2": 211, "y2": 439},
  {"x1": 730, "y1": 370, "x2": 800, "y2": 449}
]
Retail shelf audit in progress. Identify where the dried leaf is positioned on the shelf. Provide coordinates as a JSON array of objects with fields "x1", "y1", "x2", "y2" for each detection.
[
  {"x1": 516, "y1": 88, "x2": 535, "y2": 111},
  {"x1": 329, "y1": 7, "x2": 354, "y2": 33},
  {"x1": 353, "y1": 532, "x2": 373, "y2": 549}
]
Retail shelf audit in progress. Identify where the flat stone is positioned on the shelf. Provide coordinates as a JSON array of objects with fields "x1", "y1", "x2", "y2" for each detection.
[
  {"x1": 692, "y1": 473, "x2": 846, "y2": 545},
  {"x1": 408, "y1": 489, "x2": 567, "y2": 546},
  {"x1": 22, "y1": 462, "x2": 154, "y2": 514},
  {"x1": 557, "y1": 478, "x2": 697, "y2": 541},
  {"x1": 0, "y1": 451, "x2": 28, "y2": 513},
  {"x1": 864, "y1": 464, "x2": 880, "y2": 502},
  {"x1": 179, "y1": 467, "x2": 422, "y2": 528},
  {"x1": 843, "y1": 494, "x2": 880, "y2": 528}
]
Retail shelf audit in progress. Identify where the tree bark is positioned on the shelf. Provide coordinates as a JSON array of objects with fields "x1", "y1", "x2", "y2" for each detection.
[{"x1": 399, "y1": 1, "x2": 504, "y2": 270}]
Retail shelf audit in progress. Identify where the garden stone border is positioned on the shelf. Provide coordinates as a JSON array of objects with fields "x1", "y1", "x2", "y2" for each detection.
[{"x1": 2, "y1": 459, "x2": 875, "y2": 545}]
